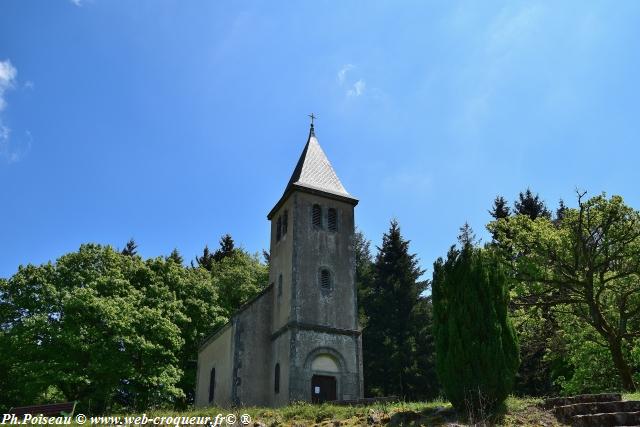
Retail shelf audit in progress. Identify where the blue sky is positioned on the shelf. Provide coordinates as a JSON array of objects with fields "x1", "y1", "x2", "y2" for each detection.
[{"x1": 1, "y1": 1, "x2": 639, "y2": 278}]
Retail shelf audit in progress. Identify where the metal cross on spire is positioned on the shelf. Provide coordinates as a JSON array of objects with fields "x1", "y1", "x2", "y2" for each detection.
[{"x1": 308, "y1": 113, "x2": 317, "y2": 126}]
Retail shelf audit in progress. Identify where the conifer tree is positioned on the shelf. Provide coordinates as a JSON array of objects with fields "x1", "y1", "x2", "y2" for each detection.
[
  {"x1": 213, "y1": 234, "x2": 236, "y2": 262},
  {"x1": 555, "y1": 199, "x2": 567, "y2": 222},
  {"x1": 489, "y1": 196, "x2": 510, "y2": 220},
  {"x1": 514, "y1": 188, "x2": 550, "y2": 220},
  {"x1": 362, "y1": 220, "x2": 430, "y2": 399},
  {"x1": 193, "y1": 245, "x2": 215, "y2": 271},
  {"x1": 121, "y1": 238, "x2": 138, "y2": 256},
  {"x1": 433, "y1": 230, "x2": 519, "y2": 414},
  {"x1": 168, "y1": 248, "x2": 183, "y2": 264}
]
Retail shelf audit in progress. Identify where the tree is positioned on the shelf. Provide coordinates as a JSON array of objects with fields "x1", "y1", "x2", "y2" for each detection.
[
  {"x1": 354, "y1": 228, "x2": 374, "y2": 328},
  {"x1": 361, "y1": 220, "x2": 431, "y2": 399},
  {"x1": 555, "y1": 199, "x2": 568, "y2": 223},
  {"x1": 0, "y1": 245, "x2": 185, "y2": 413},
  {"x1": 0, "y1": 244, "x2": 231, "y2": 412},
  {"x1": 210, "y1": 250, "x2": 269, "y2": 317},
  {"x1": 514, "y1": 188, "x2": 551, "y2": 220},
  {"x1": 193, "y1": 245, "x2": 215, "y2": 271},
  {"x1": 489, "y1": 192, "x2": 640, "y2": 391},
  {"x1": 458, "y1": 222, "x2": 477, "y2": 246},
  {"x1": 167, "y1": 248, "x2": 184, "y2": 265},
  {"x1": 121, "y1": 238, "x2": 138, "y2": 256},
  {"x1": 432, "y1": 236, "x2": 519, "y2": 414},
  {"x1": 213, "y1": 234, "x2": 236, "y2": 262},
  {"x1": 490, "y1": 196, "x2": 510, "y2": 220}
]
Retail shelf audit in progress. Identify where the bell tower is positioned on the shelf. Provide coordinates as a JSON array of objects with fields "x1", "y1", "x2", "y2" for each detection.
[{"x1": 267, "y1": 120, "x2": 363, "y2": 404}]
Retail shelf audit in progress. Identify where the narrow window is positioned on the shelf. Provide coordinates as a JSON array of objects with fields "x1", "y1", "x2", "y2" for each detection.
[
  {"x1": 312, "y1": 204, "x2": 322, "y2": 228},
  {"x1": 328, "y1": 208, "x2": 337, "y2": 232},
  {"x1": 208, "y1": 367, "x2": 216, "y2": 403},
  {"x1": 320, "y1": 269, "x2": 331, "y2": 290},
  {"x1": 278, "y1": 274, "x2": 283, "y2": 296},
  {"x1": 274, "y1": 363, "x2": 280, "y2": 394},
  {"x1": 282, "y1": 210, "x2": 288, "y2": 235},
  {"x1": 276, "y1": 216, "x2": 282, "y2": 241}
]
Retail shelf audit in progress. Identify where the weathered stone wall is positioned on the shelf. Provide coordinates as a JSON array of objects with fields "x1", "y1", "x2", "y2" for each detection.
[
  {"x1": 271, "y1": 330, "x2": 292, "y2": 407},
  {"x1": 195, "y1": 324, "x2": 234, "y2": 407},
  {"x1": 269, "y1": 198, "x2": 294, "y2": 334},
  {"x1": 292, "y1": 192, "x2": 358, "y2": 331},
  {"x1": 233, "y1": 287, "x2": 274, "y2": 406},
  {"x1": 289, "y1": 329, "x2": 362, "y2": 401}
]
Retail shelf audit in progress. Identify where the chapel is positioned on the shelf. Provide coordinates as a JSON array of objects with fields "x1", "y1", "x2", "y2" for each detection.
[{"x1": 195, "y1": 121, "x2": 363, "y2": 407}]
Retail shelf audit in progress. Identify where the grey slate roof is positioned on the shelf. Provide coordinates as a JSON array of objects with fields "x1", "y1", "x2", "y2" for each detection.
[
  {"x1": 286, "y1": 125, "x2": 354, "y2": 198},
  {"x1": 268, "y1": 124, "x2": 357, "y2": 219}
]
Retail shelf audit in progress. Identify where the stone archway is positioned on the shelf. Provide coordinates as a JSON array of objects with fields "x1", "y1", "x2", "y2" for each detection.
[{"x1": 304, "y1": 348, "x2": 346, "y2": 403}]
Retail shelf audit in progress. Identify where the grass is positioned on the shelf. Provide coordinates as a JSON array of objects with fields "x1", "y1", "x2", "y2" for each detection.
[
  {"x1": 624, "y1": 391, "x2": 640, "y2": 401},
  {"x1": 85, "y1": 396, "x2": 571, "y2": 426}
]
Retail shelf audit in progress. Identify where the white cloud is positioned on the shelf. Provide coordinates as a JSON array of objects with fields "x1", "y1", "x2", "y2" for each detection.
[
  {"x1": 0, "y1": 60, "x2": 17, "y2": 111},
  {"x1": 337, "y1": 64, "x2": 354, "y2": 84},
  {"x1": 347, "y1": 79, "x2": 366, "y2": 97},
  {"x1": 0, "y1": 59, "x2": 31, "y2": 163},
  {"x1": 70, "y1": 0, "x2": 83, "y2": 6}
]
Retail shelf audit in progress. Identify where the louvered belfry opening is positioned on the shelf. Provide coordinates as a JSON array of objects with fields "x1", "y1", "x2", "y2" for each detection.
[
  {"x1": 328, "y1": 208, "x2": 337, "y2": 232},
  {"x1": 282, "y1": 210, "x2": 288, "y2": 235},
  {"x1": 276, "y1": 216, "x2": 282, "y2": 241},
  {"x1": 320, "y1": 269, "x2": 331, "y2": 290},
  {"x1": 312, "y1": 204, "x2": 322, "y2": 228}
]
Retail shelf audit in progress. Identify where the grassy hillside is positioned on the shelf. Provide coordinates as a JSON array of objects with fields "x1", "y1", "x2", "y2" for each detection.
[{"x1": 99, "y1": 397, "x2": 564, "y2": 426}]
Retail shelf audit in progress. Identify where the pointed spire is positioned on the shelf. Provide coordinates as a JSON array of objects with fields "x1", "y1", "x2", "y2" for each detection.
[{"x1": 268, "y1": 119, "x2": 357, "y2": 219}]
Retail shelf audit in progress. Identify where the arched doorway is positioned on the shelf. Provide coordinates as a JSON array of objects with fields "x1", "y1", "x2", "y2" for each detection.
[{"x1": 310, "y1": 354, "x2": 339, "y2": 403}]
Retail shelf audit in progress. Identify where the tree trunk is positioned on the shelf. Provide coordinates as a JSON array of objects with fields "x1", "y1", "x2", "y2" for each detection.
[{"x1": 607, "y1": 337, "x2": 636, "y2": 391}]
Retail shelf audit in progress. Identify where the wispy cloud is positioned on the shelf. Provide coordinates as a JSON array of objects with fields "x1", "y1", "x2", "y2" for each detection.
[
  {"x1": 337, "y1": 64, "x2": 354, "y2": 84},
  {"x1": 337, "y1": 64, "x2": 367, "y2": 98},
  {"x1": 0, "y1": 60, "x2": 17, "y2": 111},
  {"x1": 0, "y1": 59, "x2": 31, "y2": 163},
  {"x1": 70, "y1": 0, "x2": 83, "y2": 6},
  {"x1": 347, "y1": 79, "x2": 366, "y2": 97}
]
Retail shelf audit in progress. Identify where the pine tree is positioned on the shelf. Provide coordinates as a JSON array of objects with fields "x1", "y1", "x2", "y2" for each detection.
[
  {"x1": 458, "y1": 222, "x2": 476, "y2": 246},
  {"x1": 555, "y1": 199, "x2": 567, "y2": 222},
  {"x1": 514, "y1": 188, "x2": 550, "y2": 220},
  {"x1": 262, "y1": 249, "x2": 270, "y2": 266},
  {"x1": 361, "y1": 220, "x2": 429, "y2": 399},
  {"x1": 432, "y1": 236, "x2": 519, "y2": 415},
  {"x1": 193, "y1": 245, "x2": 215, "y2": 271},
  {"x1": 121, "y1": 238, "x2": 138, "y2": 256},
  {"x1": 213, "y1": 234, "x2": 235, "y2": 262},
  {"x1": 489, "y1": 196, "x2": 510, "y2": 220},
  {"x1": 168, "y1": 248, "x2": 183, "y2": 265}
]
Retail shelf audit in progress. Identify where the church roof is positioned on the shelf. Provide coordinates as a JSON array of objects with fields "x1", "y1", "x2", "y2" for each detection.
[
  {"x1": 287, "y1": 125, "x2": 352, "y2": 197},
  {"x1": 268, "y1": 124, "x2": 357, "y2": 219}
]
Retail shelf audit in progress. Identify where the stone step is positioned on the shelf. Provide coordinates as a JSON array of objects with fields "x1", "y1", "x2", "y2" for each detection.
[
  {"x1": 572, "y1": 411, "x2": 640, "y2": 427},
  {"x1": 544, "y1": 393, "x2": 622, "y2": 409},
  {"x1": 555, "y1": 401, "x2": 640, "y2": 420}
]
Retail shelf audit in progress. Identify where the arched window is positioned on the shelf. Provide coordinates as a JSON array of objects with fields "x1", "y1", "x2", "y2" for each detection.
[
  {"x1": 208, "y1": 367, "x2": 216, "y2": 403},
  {"x1": 320, "y1": 269, "x2": 331, "y2": 290},
  {"x1": 278, "y1": 274, "x2": 283, "y2": 296},
  {"x1": 276, "y1": 216, "x2": 282, "y2": 241},
  {"x1": 282, "y1": 210, "x2": 288, "y2": 235},
  {"x1": 274, "y1": 363, "x2": 280, "y2": 394},
  {"x1": 312, "y1": 204, "x2": 322, "y2": 228},
  {"x1": 328, "y1": 208, "x2": 337, "y2": 232}
]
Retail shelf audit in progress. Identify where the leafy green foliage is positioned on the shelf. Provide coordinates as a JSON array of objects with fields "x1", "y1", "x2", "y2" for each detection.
[
  {"x1": 489, "y1": 192, "x2": 640, "y2": 391},
  {"x1": 432, "y1": 240, "x2": 519, "y2": 413},
  {"x1": 0, "y1": 241, "x2": 266, "y2": 413}
]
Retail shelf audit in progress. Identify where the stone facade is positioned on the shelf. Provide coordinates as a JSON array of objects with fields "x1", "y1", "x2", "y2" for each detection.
[{"x1": 195, "y1": 124, "x2": 363, "y2": 407}]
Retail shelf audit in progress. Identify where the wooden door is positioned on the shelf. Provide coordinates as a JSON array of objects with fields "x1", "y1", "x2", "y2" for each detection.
[{"x1": 311, "y1": 375, "x2": 336, "y2": 403}]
